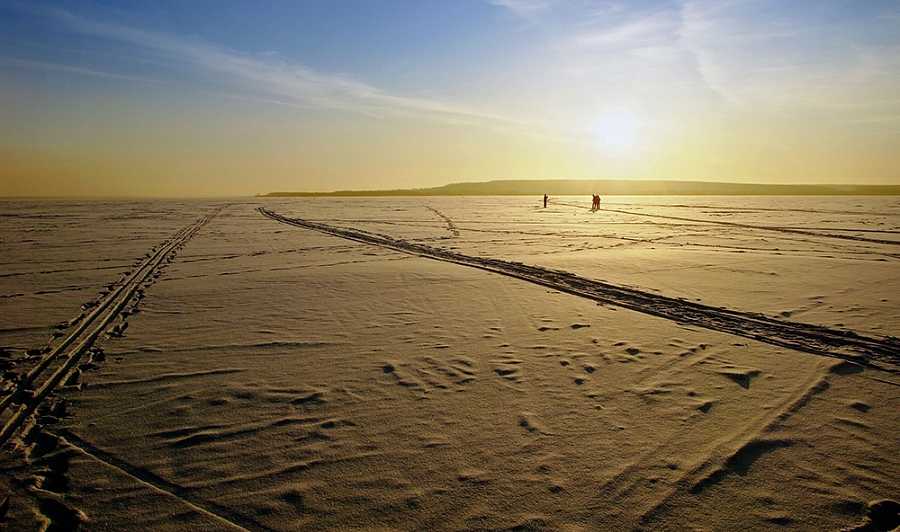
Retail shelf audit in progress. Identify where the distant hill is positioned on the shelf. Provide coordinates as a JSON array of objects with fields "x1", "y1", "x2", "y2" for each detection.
[{"x1": 261, "y1": 180, "x2": 900, "y2": 197}]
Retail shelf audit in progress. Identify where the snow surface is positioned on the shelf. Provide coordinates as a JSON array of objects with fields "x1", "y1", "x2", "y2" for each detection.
[{"x1": 1, "y1": 196, "x2": 899, "y2": 531}]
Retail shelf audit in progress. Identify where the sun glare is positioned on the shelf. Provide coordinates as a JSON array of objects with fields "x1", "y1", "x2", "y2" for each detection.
[{"x1": 591, "y1": 107, "x2": 640, "y2": 150}]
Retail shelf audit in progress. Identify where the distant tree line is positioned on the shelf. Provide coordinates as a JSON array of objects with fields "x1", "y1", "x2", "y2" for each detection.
[{"x1": 260, "y1": 179, "x2": 900, "y2": 197}]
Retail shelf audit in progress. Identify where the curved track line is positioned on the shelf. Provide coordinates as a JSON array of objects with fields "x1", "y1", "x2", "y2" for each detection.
[
  {"x1": 0, "y1": 209, "x2": 220, "y2": 445},
  {"x1": 425, "y1": 205, "x2": 460, "y2": 237},
  {"x1": 258, "y1": 208, "x2": 900, "y2": 374}
]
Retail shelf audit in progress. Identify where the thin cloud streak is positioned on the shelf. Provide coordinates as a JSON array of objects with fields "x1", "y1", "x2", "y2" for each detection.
[
  {"x1": 18, "y1": 3, "x2": 526, "y2": 130},
  {"x1": 0, "y1": 57, "x2": 169, "y2": 84},
  {"x1": 488, "y1": 0, "x2": 900, "y2": 116},
  {"x1": 677, "y1": 0, "x2": 900, "y2": 108},
  {"x1": 487, "y1": 0, "x2": 554, "y2": 21},
  {"x1": 560, "y1": 7, "x2": 680, "y2": 51}
]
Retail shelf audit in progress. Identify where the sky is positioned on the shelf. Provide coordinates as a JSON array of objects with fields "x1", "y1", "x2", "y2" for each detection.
[{"x1": 1, "y1": 0, "x2": 898, "y2": 197}]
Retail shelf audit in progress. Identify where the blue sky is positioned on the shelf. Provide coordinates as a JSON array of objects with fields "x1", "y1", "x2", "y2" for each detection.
[{"x1": 2, "y1": 0, "x2": 899, "y2": 196}]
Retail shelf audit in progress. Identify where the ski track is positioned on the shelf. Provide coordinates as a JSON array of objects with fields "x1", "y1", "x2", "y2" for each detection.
[
  {"x1": 49, "y1": 428, "x2": 260, "y2": 532},
  {"x1": 599, "y1": 200, "x2": 900, "y2": 218},
  {"x1": 556, "y1": 202, "x2": 900, "y2": 247},
  {"x1": 258, "y1": 208, "x2": 900, "y2": 375},
  {"x1": 0, "y1": 208, "x2": 221, "y2": 446},
  {"x1": 290, "y1": 211, "x2": 900, "y2": 256}
]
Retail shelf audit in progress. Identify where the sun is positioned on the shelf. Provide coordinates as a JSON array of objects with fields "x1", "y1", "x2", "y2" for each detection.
[{"x1": 591, "y1": 107, "x2": 641, "y2": 150}]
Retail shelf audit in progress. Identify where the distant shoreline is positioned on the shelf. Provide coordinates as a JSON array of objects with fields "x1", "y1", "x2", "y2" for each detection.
[{"x1": 260, "y1": 179, "x2": 900, "y2": 197}]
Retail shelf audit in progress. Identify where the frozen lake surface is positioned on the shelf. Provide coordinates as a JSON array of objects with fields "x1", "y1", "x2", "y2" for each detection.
[{"x1": 2, "y1": 196, "x2": 899, "y2": 531}]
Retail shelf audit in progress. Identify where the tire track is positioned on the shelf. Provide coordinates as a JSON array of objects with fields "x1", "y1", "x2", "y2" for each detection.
[
  {"x1": 0, "y1": 209, "x2": 221, "y2": 446},
  {"x1": 258, "y1": 207, "x2": 900, "y2": 374}
]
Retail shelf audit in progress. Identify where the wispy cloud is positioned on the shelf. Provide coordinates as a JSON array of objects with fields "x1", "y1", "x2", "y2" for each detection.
[
  {"x1": 677, "y1": 0, "x2": 900, "y2": 109},
  {"x1": 0, "y1": 57, "x2": 169, "y2": 84},
  {"x1": 487, "y1": 0, "x2": 555, "y2": 21},
  {"x1": 487, "y1": 0, "x2": 629, "y2": 20},
  {"x1": 492, "y1": 0, "x2": 900, "y2": 118},
  {"x1": 10, "y1": 3, "x2": 523, "y2": 129},
  {"x1": 560, "y1": 8, "x2": 680, "y2": 51}
]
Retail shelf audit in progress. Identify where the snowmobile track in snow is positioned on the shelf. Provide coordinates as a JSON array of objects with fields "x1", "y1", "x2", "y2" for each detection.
[{"x1": 259, "y1": 207, "x2": 900, "y2": 374}]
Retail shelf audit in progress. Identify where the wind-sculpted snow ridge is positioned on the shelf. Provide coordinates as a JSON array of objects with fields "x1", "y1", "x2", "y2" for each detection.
[
  {"x1": 259, "y1": 207, "x2": 900, "y2": 374},
  {"x1": 0, "y1": 209, "x2": 221, "y2": 446}
]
